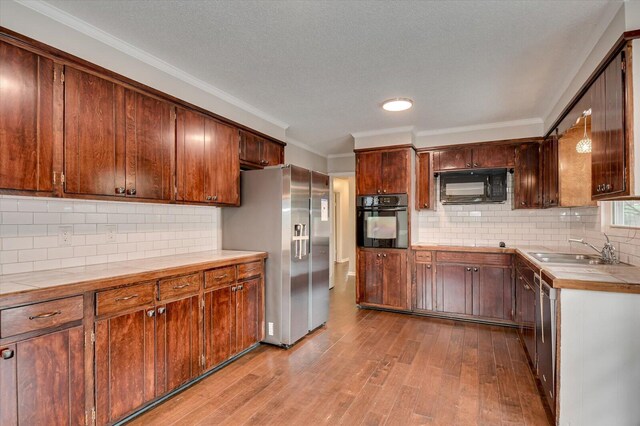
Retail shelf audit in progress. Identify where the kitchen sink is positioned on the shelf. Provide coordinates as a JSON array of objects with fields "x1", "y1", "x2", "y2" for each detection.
[{"x1": 529, "y1": 252, "x2": 610, "y2": 265}]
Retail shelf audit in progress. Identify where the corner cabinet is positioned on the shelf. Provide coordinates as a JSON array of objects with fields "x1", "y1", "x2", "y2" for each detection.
[
  {"x1": 415, "y1": 152, "x2": 434, "y2": 210},
  {"x1": 239, "y1": 129, "x2": 284, "y2": 169},
  {"x1": 357, "y1": 248, "x2": 409, "y2": 310},
  {"x1": 355, "y1": 147, "x2": 411, "y2": 196}
]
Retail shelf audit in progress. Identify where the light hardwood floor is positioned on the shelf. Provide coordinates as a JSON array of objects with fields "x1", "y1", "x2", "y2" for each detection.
[{"x1": 131, "y1": 262, "x2": 550, "y2": 425}]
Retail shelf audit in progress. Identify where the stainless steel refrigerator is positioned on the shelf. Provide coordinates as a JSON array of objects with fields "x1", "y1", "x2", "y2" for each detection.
[{"x1": 222, "y1": 165, "x2": 330, "y2": 347}]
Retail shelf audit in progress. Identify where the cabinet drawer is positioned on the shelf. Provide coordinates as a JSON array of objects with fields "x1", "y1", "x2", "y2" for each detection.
[
  {"x1": 158, "y1": 273, "x2": 201, "y2": 301},
  {"x1": 436, "y1": 251, "x2": 512, "y2": 266},
  {"x1": 204, "y1": 266, "x2": 236, "y2": 289},
  {"x1": 96, "y1": 281, "x2": 155, "y2": 317},
  {"x1": 0, "y1": 296, "x2": 84, "y2": 338},
  {"x1": 414, "y1": 251, "x2": 432, "y2": 263},
  {"x1": 237, "y1": 261, "x2": 262, "y2": 281}
]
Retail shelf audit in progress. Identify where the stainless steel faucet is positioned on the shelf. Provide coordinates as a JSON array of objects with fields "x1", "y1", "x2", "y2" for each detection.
[{"x1": 568, "y1": 233, "x2": 618, "y2": 264}]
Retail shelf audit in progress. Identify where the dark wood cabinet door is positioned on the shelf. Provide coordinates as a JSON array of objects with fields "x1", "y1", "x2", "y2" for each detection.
[
  {"x1": 514, "y1": 143, "x2": 541, "y2": 209},
  {"x1": 0, "y1": 326, "x2": 84, "y2": 426},
  {"x1": 415, "y1": 262, "x2": 434, "y2": 311},
  {"x1": 381, "y1": 251, "x2": 408, "y2": 309},
  {"x1": 64, "y1": 66, "x2": 125, "y2": 196},
  {"x1": 205, "y1": 119, "x2": 239, "y2": 205},
  {"x1": 156, "y1": 295, "x2": 199, "y2": 395},
  {"x1": 434, "y1": 148, "x2": 472, "y2": 171},
  {"x1": 381, "y1": 149, "x2": 410, "y2": 194},
  {"x1": 356, "y1": 152, "x2": 382, "y2": 195},
  {"x1": 261, "y1": 139, "x2": 283, "y2": 168},
  {"x1": 515, "y1": 270, "x2": 536, "y2": 361},
  {"x1": 592, "y1": 50, "x2": 627, "y2": 199},
  {"x1": 124, "y1": 90, "x2": 175, "y2": 200},
  {"x1": 415, "y1": 152, "x2": 432, "y2": 209},
  {"x1": 541, "y1": 136, "x2": 559, "y2": 208},
  {"x1": 176, "y1": 108, "x2": 206, "y2": 203},
  {"x1": 236, "y1": 277, "x2": 261, "y2": 354},
  {"x1": 436, "y1": 264, "x2": 473, "y2": 315},
  {"x1": 239, "y1": 130, "x2": 261, "y2": 165},
  {"x1": 357, "y1": 250, "x2": 383, "y2": 304},
  {"x1": 95, "y1": 307, "x2": 156, "y2": 425},
  {"x1": 204, "y1": 286, "x2": 234, "y2": 369},
  {"x1": 0, "y1": 41, "x2": 55, "y2": 193},
  {"x1": 474, "y1": 266, "x2": 512, "y2": 320},
  {"x1": 473, "y1": 144, "x2": 515, "y2": 169}
]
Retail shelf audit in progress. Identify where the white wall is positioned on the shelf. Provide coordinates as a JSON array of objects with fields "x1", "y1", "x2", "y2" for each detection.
[
  {"x1": 0, "y1": 195, "x2": 219, "y2": 275},
  {"x1": 328, "y1": 154, "x2": 356, "y2": 174},
  {"x1": 332, "y1": 177, "x2": 356, "y2": 274},
  {"x1": 414, "y1": 119, "x2": 543, "y2": 148},
  {"x1": 284, "y1": 142, "x2": 328, "y2": 173}
]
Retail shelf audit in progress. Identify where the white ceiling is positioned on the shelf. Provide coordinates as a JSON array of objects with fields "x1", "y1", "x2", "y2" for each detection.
[{"x1": 43, "y1": 0, "x2": 621, "y2": 155}]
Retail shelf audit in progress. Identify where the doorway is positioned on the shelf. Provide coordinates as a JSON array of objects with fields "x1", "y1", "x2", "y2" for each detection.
[{"x1": 330, "y1": 175, "x2": 356, "y2": 289}]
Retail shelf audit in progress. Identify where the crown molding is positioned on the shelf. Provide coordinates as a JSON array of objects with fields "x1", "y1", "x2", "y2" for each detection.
[
  {"x1": 15, "y1": 0, "x2": 290, "y2": 130},
  {"x1": 415, "y1": 118, "x2": 543, "y2": 137},
  {"x1": 284, "y1": 137, "x2": 328, "y2": 158},
  {"x1": 327, "y1": 152, "x2": 355, "y2": 159},
  {"x1": 351, "y1": 126, "x2": 415, "y2": 139}
]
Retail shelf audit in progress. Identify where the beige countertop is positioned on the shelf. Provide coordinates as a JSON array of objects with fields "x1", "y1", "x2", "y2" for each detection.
[
  {"x1": 0, "y1": 250, "x2": 267, "y2": 303},
  {"x1": 412, "y1": 243, "x2": 640, "y2": 294}
]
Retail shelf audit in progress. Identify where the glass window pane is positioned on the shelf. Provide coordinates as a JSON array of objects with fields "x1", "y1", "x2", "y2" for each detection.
[{"x1": 612, "y1": 201, "x2": 640, "y2": 228}]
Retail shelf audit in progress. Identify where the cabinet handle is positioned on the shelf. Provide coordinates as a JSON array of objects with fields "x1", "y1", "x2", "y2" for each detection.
[
  {"x1": 115, "y1": 187, "x2": 125, "y2": 195},
  {"x1": 605, "y1": 183, "x2": 611, "y2": 191},
  {"x1": 214, "y1": 274, "x2": 228, "y2": 280},
  {"x1": 423, "y1": 203, "x2": 428, "y2": 208},
  {"x1": 147, "y1": 310, "x2": 155, "y2": 317},
  {"x1": 521, "y1": 201, "x2": 526, "y2": 206},
  {"x1": 473, "y1": 163, "x2": 479, "y2": 167},
  {"x1": 1, "y1": 349, "x2": 14, "y2": 360},
  {"x1": 206, "y1": 195, "x2": 213, "y2": 201},
  {"x1": 115, "y1": 294, "x2": 139, "y2": 302},
  {"x1": 231, "y1": 286, "x2": 237, "y2": 292},
  {"x1": 213, "y1": 195, "x2": 218, "y2": 201},
  {"x1": 466, "y1": 267, "x2": 472, "y2": 271},
  {"x1": 172, "y1": 283, "x2": 191, "y2": 290},
  {"x1": 29, "y1": 311, "x2": 61, "y2": 320},
  {"x1": 383, "y1": 253, "x2": 387, "y2": 257},
  {"x1": 466, "y1": 163, "x2": 471, "y2": 168},
  {"x1": 127, "y1": 188, "x2": 136, "y2": 195},
  {"x1": 237, "y1": 284, "x2": 244, "y2": 291},
  {"x1": 426, "y1": 265, "x2": 431, "y2": 269},
  {"x1": 157, "y1": 307, "x2": 166, "y2": 315}
]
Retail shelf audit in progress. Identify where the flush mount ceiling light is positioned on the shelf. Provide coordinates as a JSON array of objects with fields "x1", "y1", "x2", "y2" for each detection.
[
  {"x1": 576, "y1": 108, "x2": 592, "y2": 154},
  {"x1": 382, "y1": 98, "x2": 413, "y2": 112}
]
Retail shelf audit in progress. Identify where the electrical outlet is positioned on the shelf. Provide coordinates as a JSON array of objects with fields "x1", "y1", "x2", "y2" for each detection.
[
  {"x1": 105, "y1": 224, "x2": 117, "y2": 243},
  {"x1": 268, "y1": 322, "x2": 274, "y2": 336},
  {"x1": 58, "y1": 226, "x2": 73, "y2": 247}
]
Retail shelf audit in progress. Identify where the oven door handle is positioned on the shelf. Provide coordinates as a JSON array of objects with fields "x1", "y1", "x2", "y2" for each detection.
[{"x1": 358, "y1": 207, "x2": 407, "y2": 212}]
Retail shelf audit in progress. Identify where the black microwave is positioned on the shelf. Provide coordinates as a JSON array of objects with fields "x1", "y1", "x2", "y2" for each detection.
[{"x1": 439, "y1": 169, "x2": 508, "y2": 204}]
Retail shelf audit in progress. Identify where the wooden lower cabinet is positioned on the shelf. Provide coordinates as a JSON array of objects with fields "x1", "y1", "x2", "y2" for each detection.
[
  {"x1": 95, "y1": 306, "x2": 156, "y2": 425},
  {"x1": 436, "y1": 264, "x2": 474, "y2": 315},
  {"x1": 515, "y1": 269, "x2": 536, "y2": 362},
  {"x1": 204, "y1": 277, "x2": 262, "y2": 370},
  {"x1": 357, "y1": 249, "x2": 409, "y2": 310},
  {"x1": 414, "y1": 261, "x2": 434, "y2": 311},
  {"x1": 0, "y1": 326, "x2": 85, "y2": 426}
]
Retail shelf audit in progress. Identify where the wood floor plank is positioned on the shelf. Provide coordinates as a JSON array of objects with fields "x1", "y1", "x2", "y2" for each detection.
[{"x1": 132, "y1": 263, "x2": 550, "y2": 426}]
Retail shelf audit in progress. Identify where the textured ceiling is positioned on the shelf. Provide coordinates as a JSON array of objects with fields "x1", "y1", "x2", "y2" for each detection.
[{"x1": 44, "y1": 0, "x2": 620, "y2": 155}]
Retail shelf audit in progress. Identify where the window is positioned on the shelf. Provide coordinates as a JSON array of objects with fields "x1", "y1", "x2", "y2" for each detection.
[{"x1": 612, "y1": 201, "x2": 640, "y2": 228}]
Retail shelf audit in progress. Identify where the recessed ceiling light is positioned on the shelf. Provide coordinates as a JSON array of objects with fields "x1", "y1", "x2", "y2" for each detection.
[{"x1": 382, "y1": 98, "x2": 413, "y2": 112}]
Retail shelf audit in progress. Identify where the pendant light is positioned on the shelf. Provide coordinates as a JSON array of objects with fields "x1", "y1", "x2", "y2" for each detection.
[{"x1": 576, "y1": 109, "x2": 592, "y2": 154}]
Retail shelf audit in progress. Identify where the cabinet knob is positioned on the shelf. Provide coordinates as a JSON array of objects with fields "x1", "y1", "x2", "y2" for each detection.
[
  {"x1": 605, "y1": 183, "x2": 611, "y2": 191},
  {"x1": 596, "y1": 184, "x2": 602, "y2": 193},
  {"x1": 473, "y1": 163, "x2": 479, "y2": 168},
  {"x1": 377, "y1": 253, "x2": 381, "y2": 257},
  {"x1": 377, "y1": 189, "x2": 381, "y2": 194},
  {"x1": 231, "y1": 286, "x2": 237, "y2": 292},
  {"x1": 1, "y1": 349, "x2": 14, "y2": 360},
  {"x1": 147, "y1": 310, "x2": 155, "y2": 317},
  {"x1": 127, "y1": 188, "x2": 136, "y2": 196},
  {"x1": 206, "y1": 195, "x2": 213, "y2": 201},
  {"x1": 466, "y1": 163, "x2": 472, "y2": 168},
  {"x1": 383, "y1": 253, "x2": 387, "y2": 257},
  {"x1": 383, "y1": 190, "x2": 387, "y2": 193},
  {"x1": 423, "y1": 203, "x2": 428, "y2": 208},
  {"x1": 473, "y1": 267, "x2": 479, "y2": 272},
  {"x1": 157, "y1": 307, "x2": 166, "y2": 315},
  {"x1": 115, "y1": 187, "x2": 125, "y2": 195},
  {"x1": 521, "y1": 201, "x2": 526, "y2": 206},
  {"x1": 213, "y1": 195, "x2": 218, "y2": 201},
  {"x1": 238, "y1": 284, "x2": 244, "y2": 291},
  {"x1": 426, "y1": 265, "x2": 431, "y2": 269},
  {"x1": 466, "y1": 267, "x2": 472, "y2": 271}
]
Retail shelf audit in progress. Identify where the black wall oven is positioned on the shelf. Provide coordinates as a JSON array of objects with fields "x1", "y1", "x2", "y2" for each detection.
[{"x1": 356, "y1": 194, "x2": 408, "y2": 249}]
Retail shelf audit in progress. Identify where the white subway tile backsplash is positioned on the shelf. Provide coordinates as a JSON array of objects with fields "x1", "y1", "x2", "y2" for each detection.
[{"x1": 0, "y1": 195, "x2": 219, "y2": 275}]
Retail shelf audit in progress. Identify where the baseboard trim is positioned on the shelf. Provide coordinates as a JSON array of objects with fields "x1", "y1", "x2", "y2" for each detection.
[
  {"x1": 336, "y1": 258, "x2": 350, "y2": 264},
  {"x1": 347, "y1": 272, "x2": 356, "y2": 277}
]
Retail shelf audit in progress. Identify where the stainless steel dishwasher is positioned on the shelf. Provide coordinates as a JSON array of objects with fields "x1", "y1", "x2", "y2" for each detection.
[{"x1": 534, "y1": 273, "x2": 557, "y2": 410}]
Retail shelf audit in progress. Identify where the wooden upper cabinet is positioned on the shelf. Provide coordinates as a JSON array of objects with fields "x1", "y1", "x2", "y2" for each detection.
[
  {"x1": 64, "y1": 66, "x2": 124, "y2": 197},
  {"x1": 123, "y1": 89, "x2": 175, "y2": 200},
  {"x1": 65, "y1": 68, "x2": 175, "y2": 200},
  {"x1": 177, "y1": 108, "x2": 240, "y2": 205},
  {"x1": 416, "y1": 152, "x2": 433, "y2": 210},
  {"x1": 541, "y1": 136, "x2": 559, "y2": 208},
  {"x1": 433, "y1": 144, "x2": 515, "y2": 171},
  {"x1": 434, "y1": 147, "x2": 472, "y2": 171},
  {"x1": 514, "y1": 142, "x2": 541, "y2": 209},
  {"x1": 0, "y1": 326, "x2": 85, "y2": 426},
  {"x1": 356, "y1": 148, "x2": 410, "y2": 195},
  {"x1": 0, "y1": 41, "x2": 56, "y2": 194},
  {"x1": 591, "y1": 50, "x2": 627, "y2": 199},
  {"x1": 239, "y1": 130, "x2": 284, "y2": 169}
]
